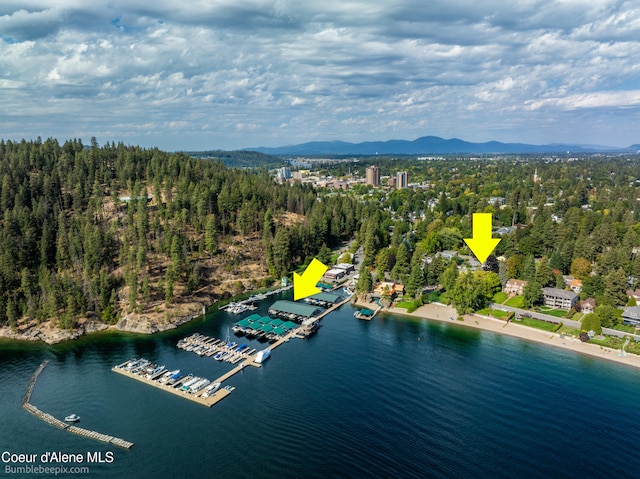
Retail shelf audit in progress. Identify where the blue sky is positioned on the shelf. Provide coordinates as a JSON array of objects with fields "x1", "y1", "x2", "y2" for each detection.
[{"x1": 1, "y1": 1, "x2": 640, "y2": 150}]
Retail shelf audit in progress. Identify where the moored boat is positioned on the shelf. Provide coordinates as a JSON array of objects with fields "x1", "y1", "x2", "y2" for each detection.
[{"x1": 64, "y1": 413, "x2": 80, "y2": 422}]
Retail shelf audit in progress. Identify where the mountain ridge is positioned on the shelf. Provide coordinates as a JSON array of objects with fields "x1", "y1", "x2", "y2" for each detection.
[{"x1": 246, "y1": 135, "x2": 638, "y2": 156}]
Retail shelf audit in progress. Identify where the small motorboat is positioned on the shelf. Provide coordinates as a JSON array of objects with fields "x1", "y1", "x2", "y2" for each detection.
[{"x1": 64, "y1": 413, "x2": 80, "y2": 422}]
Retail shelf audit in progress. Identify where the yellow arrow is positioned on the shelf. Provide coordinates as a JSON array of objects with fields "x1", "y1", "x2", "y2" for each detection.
[
  {"x1": 293, "y1": 258, "x2": 329, "y2": 301},
  {"x1": 463, "y1": 213, "x2": 501, "y2": 263}
]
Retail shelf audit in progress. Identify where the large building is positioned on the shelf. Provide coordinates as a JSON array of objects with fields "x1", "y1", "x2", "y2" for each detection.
[
  {"x1": 622, "y1": 306, "x2": 640, "y2": 327},
  {"x1": 504, "y1": 279, "x2": 527, "y2": 295},
  {"x1": 277, "y1": 167, "x2": 291, "y2": 180},
  {"x1": 366, "y1": 165, "x2": 380, "y2": 186},
  {"x1": 542, "y1": 287, "x2": 578, "y2": 309},
  {"x1": 396, "y1": 171, "x2": 409, "y2": 189}
]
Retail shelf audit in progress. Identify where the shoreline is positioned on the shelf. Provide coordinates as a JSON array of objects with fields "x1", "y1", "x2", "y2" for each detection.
[
  {"x1": 355, "y1": 300, "x2": 640, "y2": 370},
  {"x1": 0, "y1": 283, "x2": 291, "y2": 345}
]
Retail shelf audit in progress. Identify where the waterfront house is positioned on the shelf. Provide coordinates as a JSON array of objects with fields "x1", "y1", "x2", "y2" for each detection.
[
  {"x1": 542, "y1": 287, "x2": 578, "y2": 309},
  {"x1": 504, "y1": 279, "x2": 527, "y2": 295},
  {"x1": 373, "y1": 281, "x2": 405, "y2": 297},
  {"x1": 622, "y1": 306, "x2": 640, "y2": 327},
  {"x1": 579, "y1": 298, "x2": 595, "y2": 314}
]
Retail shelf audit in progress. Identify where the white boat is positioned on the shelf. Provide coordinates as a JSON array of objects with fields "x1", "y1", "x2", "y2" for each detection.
[
  {"x1": 190, "y1": 379, "x2": 211, "y2": 393},
  {"x1": 64, "y1": 414, "x2": 80, "y2": 422},
  {"x1": 255, "y1": 348, "x2": 271, "y2": 364},
  {"x1": 159, "y1": 369, "x2": 179, "y2": 384},
  {"x1": 181, "y1": 376, "x2": 201, "y2": 391},
  {"x1": 201, "y1": 382, "x2": 221, "y2": 398}
]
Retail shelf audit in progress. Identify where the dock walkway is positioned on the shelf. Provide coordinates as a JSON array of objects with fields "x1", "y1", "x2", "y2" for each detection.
[
  {"x1": 111, "y1": 364, "x2": 232, "y2": 408},
  {"x1": 22, "y1": 361, "x2": 134, "y2": 449}
]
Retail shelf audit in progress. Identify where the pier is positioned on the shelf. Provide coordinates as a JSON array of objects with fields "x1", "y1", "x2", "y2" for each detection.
[
  {"x1": 111, "y1": 363, "x2": 233, "y2": 408},
  {"x1": 22, "y1": 361, "x2": 134, "y2": 449}
]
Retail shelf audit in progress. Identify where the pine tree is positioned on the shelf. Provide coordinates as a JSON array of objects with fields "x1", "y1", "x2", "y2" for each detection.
[
  {"x1": 405, "y1": 262, "x2": 424, "y2": 297},
  {"x1": 522, "y1": 254, "x2": 536, "y2": 282},
  {"x1": 356, "y1": 263, "x2": 373, "y2": 293}
]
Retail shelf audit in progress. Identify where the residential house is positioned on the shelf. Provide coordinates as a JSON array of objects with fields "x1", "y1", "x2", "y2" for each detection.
[
  {"x1": 373, "y1": 282, "x2": 405, "y2": 297},
  {"x1": 626, "y1": 289, "x2": 640, "y2": 303},
  {"x1": 570, "y1": 279, "x2": 583, "y2": 294},
  {"x1": 622, "y1": 306, "x2": 640, "y2": 327},
  {"x1": 504, "y1": 279, "x2": 528, "y2": 296},
  {"x1": 542, "y1": 287, "x2": 578, "y2": 310},
  {"x1": 579, "y1": 298, "x2": 595, "y2": 314}
]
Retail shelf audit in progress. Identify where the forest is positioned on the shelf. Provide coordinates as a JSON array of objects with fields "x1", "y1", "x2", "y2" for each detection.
[
  {"x1": 0, "y1": 137, "x2": 363, "y2": 330},
  {"x1": 3, "y1": 138, "x2": 640, "y2": 335}
]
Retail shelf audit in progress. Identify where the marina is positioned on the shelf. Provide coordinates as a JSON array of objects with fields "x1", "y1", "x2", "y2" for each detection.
[
  {"x1": 218, "y1": 285, "x2": 293, "y2": 314},
  {"x1": 113, "y1": 290, "x2": 353, "y2": 408},
  {"x1": 177, "y1": 333, "x2": 259, "y2": 362}
]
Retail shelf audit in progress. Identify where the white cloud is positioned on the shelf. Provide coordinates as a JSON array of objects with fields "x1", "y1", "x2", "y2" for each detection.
[{"x1": 0, "y1": 1, "x2": 639, "y2": 149}]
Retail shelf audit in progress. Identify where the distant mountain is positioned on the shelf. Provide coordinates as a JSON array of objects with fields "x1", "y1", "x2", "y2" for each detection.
[{"x1": 246, "y1": 136, "x2": 635, "y2": 156}]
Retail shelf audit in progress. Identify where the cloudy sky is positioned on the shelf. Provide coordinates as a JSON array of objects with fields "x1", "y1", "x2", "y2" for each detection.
[{"x1": 1, "y1": 1, "x2": 640, "y2": 150}]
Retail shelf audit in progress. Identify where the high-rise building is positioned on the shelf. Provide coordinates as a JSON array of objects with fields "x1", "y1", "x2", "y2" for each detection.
[
  {"x1": 366, "y1": 165, "x2": 380, "y2": 186},
  {"x1": 277, "y1": 167, "x2": 291, "y2": 180},
  {"x1": 396, "y1": 171, "x2": 408, "y2": 189}
]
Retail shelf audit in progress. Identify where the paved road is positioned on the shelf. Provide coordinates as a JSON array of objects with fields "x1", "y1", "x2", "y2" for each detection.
[
  {"x1": 489, "y1": 302, "x2": 582, "y2": 329},
  {"x1": 489, "y1": 302, "x2": 640, "y2": 340}
]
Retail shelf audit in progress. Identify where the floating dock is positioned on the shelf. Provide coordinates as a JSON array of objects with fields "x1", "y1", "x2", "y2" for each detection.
[
  {"x1": 111, "y1": 363, "x2": 233, "y2": 408},
  {"x1": 23, "y1": 361, "x2": 134, "y2": 449}
]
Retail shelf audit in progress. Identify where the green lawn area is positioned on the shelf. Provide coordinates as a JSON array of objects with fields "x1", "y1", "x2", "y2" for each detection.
[
  {"x1": 476, "y1": 308, "x2": 509, "y2": 319},
  {"x1": 590, "y1": 337, "x2": 640, "y2": 355},
  {"x1": 492, "y1": 291, "x2": 508, "y2": 304},
  {"x1": 538, "y1": 307, "x2": 568, "y2": 318},
  {"x1": 514, "y1": 316, "x2": 559, "y2": 331},
  {"x1": 557, "y1": 324, "x2": 581, "y2": 336},
  {"x1": 395, "y1": 301, "x2": 414, "y2": 309},
  {"x1": 505, "y1": 296, "x2": 525, "y2": 308},
  {"x1": 610, "y1": 323, "x2": 637, "y2": 334}
]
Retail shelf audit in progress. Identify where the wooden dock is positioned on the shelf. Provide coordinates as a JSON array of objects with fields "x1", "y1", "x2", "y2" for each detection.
[
  {"x1": 22, "y1": 361, "x2": 134, "y2": 449},
  {"x1": 111, "y1": 365, "x2": 233, "y2": 408}
]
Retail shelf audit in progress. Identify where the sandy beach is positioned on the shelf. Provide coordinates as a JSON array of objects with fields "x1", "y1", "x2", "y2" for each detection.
[{"x1": 354, "y1": 300, "x2": 640, "y2": 370}]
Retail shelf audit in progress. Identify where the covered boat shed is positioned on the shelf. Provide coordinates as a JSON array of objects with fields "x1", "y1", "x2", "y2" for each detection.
[
  {"x1": 304, "y1": 292, "x2": 342, "y2": 308},
  {"x1": 268, "y1": 300, "x2": 324, "y2": 323}
]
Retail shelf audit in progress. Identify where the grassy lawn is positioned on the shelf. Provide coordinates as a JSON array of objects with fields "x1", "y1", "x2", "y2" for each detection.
[
  {"x1": 492, "y1": 292, "x2": 508, "y2": 304},
  {"x1": 610, "y1": 323, "x2": 637, "y2": 334},
  {"x1": 395, "y1": 301, "x2": 414, "y2": 309},
  {"x1": 514, "y1": 316, "x2": 559, "y2": 332},
  {"x1": 557, "y1": 324, "x2": 581, "y2": 336},
  {"x1": 590, "y1": 337, "x2": 640, "y2": 355},
  {"x1": 476, "y1": 308, "x2": 509, "y2": 319},
  {"x1": 505, "y1": 296, "x2": 525, "y2": 308},
  {"x1": 538, "y1": 307, "x2": 568, "y2": 318}
]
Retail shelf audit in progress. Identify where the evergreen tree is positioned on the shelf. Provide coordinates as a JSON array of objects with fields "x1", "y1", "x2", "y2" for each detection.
[
  {"x1": 355, "y1": 264, "x2": 373, "y2": 293},
  {"x1": 405, "y1": 262, "x2": 424, "y2": 297},
  {"x1": 535, "y1": 255, "x2": 554, "y2": 287},
  {"x1": 391, "y1": 243, "x2": 410, "y2": 284},
  {"x1": 604, "y1": 268, "x2": 628, "y2": 306},
  {"x1": 523, "y1": 280, "x2": 543, "y2": 308},
  {"x1": 522, "y1": 254, "x2": 536, "y2": 282}
]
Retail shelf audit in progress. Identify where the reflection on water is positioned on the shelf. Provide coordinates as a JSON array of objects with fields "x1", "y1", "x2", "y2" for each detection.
[{"x1": 1, "y1": 295, "x2": 640, "y2": 479}]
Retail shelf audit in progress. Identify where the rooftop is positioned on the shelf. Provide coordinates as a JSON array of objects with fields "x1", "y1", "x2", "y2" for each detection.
[{"x1": 269, "y1": 300, "x2": 324, "y2": 318}]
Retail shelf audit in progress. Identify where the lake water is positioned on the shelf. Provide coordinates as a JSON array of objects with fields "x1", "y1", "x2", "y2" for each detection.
[{"x1": 1, "y1": 292, "x2": 640, "y2": 478}]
